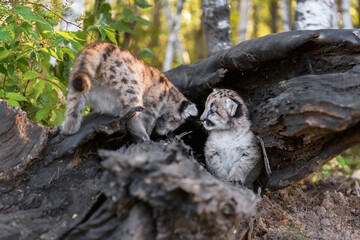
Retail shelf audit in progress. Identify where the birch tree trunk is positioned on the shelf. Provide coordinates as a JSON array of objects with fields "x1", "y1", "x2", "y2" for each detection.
[
  {"x1": 163, "y1": 0, "x2": 185, "y2": 67},
  {"x1": 162, "y1": 0, "x2": 185, "y2": 72},
  {"x1": 340, "y1": 0, "x2": 354, "y2": 28},
  {"x1": 202, "y1": 0, "x2": 233, "y2": 56},
  {"x1": 293, "y1": 0, "x2": 338, "y2": 30},
  {"x1": 281, "y1": 0, "x2": 291, "y2": 31},
  {"x1": 237, "y1": 0, "x2": 251, "y2": 43}
]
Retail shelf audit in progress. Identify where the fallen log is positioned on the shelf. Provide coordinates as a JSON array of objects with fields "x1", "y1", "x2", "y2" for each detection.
[
  {"x1": 166, "y1": 29, "x2": 360, "y2": 190},
  {"x1": 1, "y1": 29, "x2": 360, "y2": 239}
]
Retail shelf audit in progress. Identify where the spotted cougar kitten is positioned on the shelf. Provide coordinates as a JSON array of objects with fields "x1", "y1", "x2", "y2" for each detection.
[
  {"x1": 200, "y1": 89, "x2": 262, "y2": 188},
  {"x1": 61, "y1": 42, "x2": 198, "y2": 142}
]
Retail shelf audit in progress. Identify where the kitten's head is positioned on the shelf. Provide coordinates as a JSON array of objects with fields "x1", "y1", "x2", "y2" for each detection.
[
  {"x1": 155, "y1": 100, "x2": 198, "y2": 136},
  {"x1": 200, "y1": 89, "x2": 248, "y2": 131}
]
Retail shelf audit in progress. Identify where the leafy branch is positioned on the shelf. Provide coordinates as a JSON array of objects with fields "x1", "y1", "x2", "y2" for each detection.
[{"x1": 2, "y1": 1, "x2": 84, "y2": 32}]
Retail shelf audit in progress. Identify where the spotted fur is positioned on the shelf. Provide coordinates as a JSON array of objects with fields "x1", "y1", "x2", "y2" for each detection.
[
  {"x1": 61, "y1": 42, "x2": 198, "y2": 142},
  {"x1": 200, "y1": 89, "x2": 262, "y2": 188}
]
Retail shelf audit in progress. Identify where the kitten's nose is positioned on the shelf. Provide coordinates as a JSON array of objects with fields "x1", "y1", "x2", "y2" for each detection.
[{"x1": 204, "y1": 119, "x2": 214, "y2": 127}]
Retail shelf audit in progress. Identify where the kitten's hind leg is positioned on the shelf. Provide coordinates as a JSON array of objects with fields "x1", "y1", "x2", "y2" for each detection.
[{"x1": 61, "y1": 90, "x2": 86, "y2": 135}]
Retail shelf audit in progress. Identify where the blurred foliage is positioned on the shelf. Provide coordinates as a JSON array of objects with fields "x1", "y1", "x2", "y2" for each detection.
[{"x1": 313, "y1": 145, "x2": 360, "y2": 181}]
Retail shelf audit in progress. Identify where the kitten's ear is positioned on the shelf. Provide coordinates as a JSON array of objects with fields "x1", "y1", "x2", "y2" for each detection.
[
  {"x1": 182, "y1": 103, "x2": 198, "y2": 118},
  {"x1": 225, "y1": 98, "x2": 238, "y2": 117}
]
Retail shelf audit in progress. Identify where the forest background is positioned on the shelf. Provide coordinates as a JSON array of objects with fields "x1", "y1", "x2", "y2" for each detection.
[{"x1": 0, "y1": 0, "x2": 360, "y2": 180}]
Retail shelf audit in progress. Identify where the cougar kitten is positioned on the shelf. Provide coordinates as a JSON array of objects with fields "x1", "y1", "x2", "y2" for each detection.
[
  {"x1": 200, "y1": 89, "x2": 262, "y2": 188},
  {"x1": 61, "y1": 42, "x2": 198, "y2": 142}
]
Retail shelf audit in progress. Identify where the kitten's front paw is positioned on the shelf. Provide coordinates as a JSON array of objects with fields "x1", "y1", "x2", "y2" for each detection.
[
  {"x1": 227, "y1": 174, "x2": 244, "y2": 186},
  {"x1": 217, "y1": 68, "x2": 229, "y2": 78},
  {"x1": 61, "y1": 120, "x2": 80, "y2": 135},
  {"x1": 124, "y1": 106, "x2": 145, "y2": 119}
]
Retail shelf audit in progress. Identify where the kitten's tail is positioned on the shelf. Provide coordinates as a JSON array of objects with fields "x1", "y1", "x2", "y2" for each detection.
[{"x1": 69, "y1": 42, "x2": 118, "y2": 93}]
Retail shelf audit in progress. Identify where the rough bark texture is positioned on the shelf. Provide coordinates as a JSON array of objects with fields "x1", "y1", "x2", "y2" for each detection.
[
  {"x1": 293, "y1": 0, "x2": 338, "y2": 30},
  {"x1": 1, "y1": 29, "x2": 360, "y2": 239},
  {"x1": 165, "y1": 29, "x2": 360, "y2": 190},
  {"x1": 202, "y1": 0, "x2": 233, "y2": 56}
]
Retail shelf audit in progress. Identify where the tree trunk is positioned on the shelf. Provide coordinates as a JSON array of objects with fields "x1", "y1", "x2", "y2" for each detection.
[
  {"x1": 281, "y1": 0, "x2": 291, "y2": 31},
  {"x1": 237, "y1": 0, "x2": 251, "y2": 43},
  {"x1": 293, "y1": 0, "x2": 338, "y2": 30},
  {"x1": 162, "y1": 0, "x2": 185, "y2": 71},
  {"x1": 202, "y1": 0, "x2": 233, "y2": 56},
  {"x1": 2, "y1": 29, "x2": 360, "y2": 239},
  {"x1": 251, "y1": 4, "x2": 259, "y2": 38},
  {"x1": 270, "y1": 0, "x2": 279, "y2": 33},
  {"x1": 340, "y1": 0, "x2": 354, "y2": 28},
  {"x1": 149, "y1": 0, "x2": 161, "y2": 49}
]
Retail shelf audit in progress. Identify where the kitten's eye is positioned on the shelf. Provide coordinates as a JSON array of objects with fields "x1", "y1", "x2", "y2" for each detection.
[{"x1": 209, "y1": 109, "x2": 216, "y2": 115}]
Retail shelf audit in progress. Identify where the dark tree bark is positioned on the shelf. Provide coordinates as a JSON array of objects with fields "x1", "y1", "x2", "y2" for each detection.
[
  {"x1": 202, "y1": 0, "x2": 233, "y2": 56},
  {"x1": 1, "y1": 29, "x2": 360, "y2": 239},
  {"x1": 165, "y1": 29, "x2": 360, "y2": 190}
]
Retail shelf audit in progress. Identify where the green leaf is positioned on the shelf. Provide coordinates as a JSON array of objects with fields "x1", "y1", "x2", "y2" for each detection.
[
  {"x1": 0, "y1": 49, "x2": 10, "y2": 60},
  {"x1": 98, "y1": 26, "x2": 107, "y2": 39},
  {"x1": 6, "y1": 92, "x2": 28, "y2": 102},
  {"x1": 86, "y1": 25, "x2": 97, "y2": 31},
  {"x1": 24, "y1": 71, "x2": 41, "y2": 80},
  {"x1": 34, "y1": 79, "x2": 45, "y2": 100},
  {"x1": 57, "y1": 31, "x2": 82, "y2": 41},
  {"x1": 61, "y1": 47, "x2": 75, "y2": 59},
  {"x1": 336, "y1": 156, "x2": 345, "y2": 168},
  {"x1": 69, "y1": 40, "x2": 82, "y2": 52},
  {"x1": 7, "y1": 99, "x2": 20, "y2": 107},
  {"x1": 111, "y1": 20, "x2": 134, "y2": 33},
  {"x1": 16, "y1": 49, "x2": 32, "y2": 60},
  {"x1": 7, "y1": 64, "x2": 14, "y2": 76},
  {"x1": 46, "y1": 76, "x2": 66, "y2": 94},
  {"x1": 36, "y1": 22, "x2": 53, "y2": 38},
  {"x1": 53, "y1": 35, "x2": 65, "y2": 46},
  {"x1": 100, "y1": 26, "x2": 118, "y2": 44},
  {"x1": 0, "y1": 64, "x2": 6, "y2": 76},
  {"x1": 122, "y1": 8, "x2": 151, "y2": 26},
  {"x1": 97, "y1": 3, "x2": 112, "y2": 24},
  {"x1": 133, "y1": 16, "x2": 151, "y2": 26},
  {"x1": 53, "y1": 109, "x2": 65, "y2": 126},
  {"x1": 134, "y1": 0, "x2": 152, "y2": 8},
  {"x1": 56, "y1": 48, "x2": 64, "y2": 60},
  {"x1": 15, "y1": 6, "x2": 33, "y2": 16},
  {"x1": 123, "y1": 8, "x2": 135, "y2": 20},
  {"x1": 140, "y1": 48, "x2": 154, "y2": 59},
  {"x1": 36, "y1": 107, "x2": 50, "y2": 122},
  {"x1": 39, "y1": 47, "x2": 60, "y2": 61},
  {"x1": 17, "y1": 62, "x2": 29, "y2": 74},
  {"x1": 0, "y1": 31, "x2": 13, "y2": 42}
]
